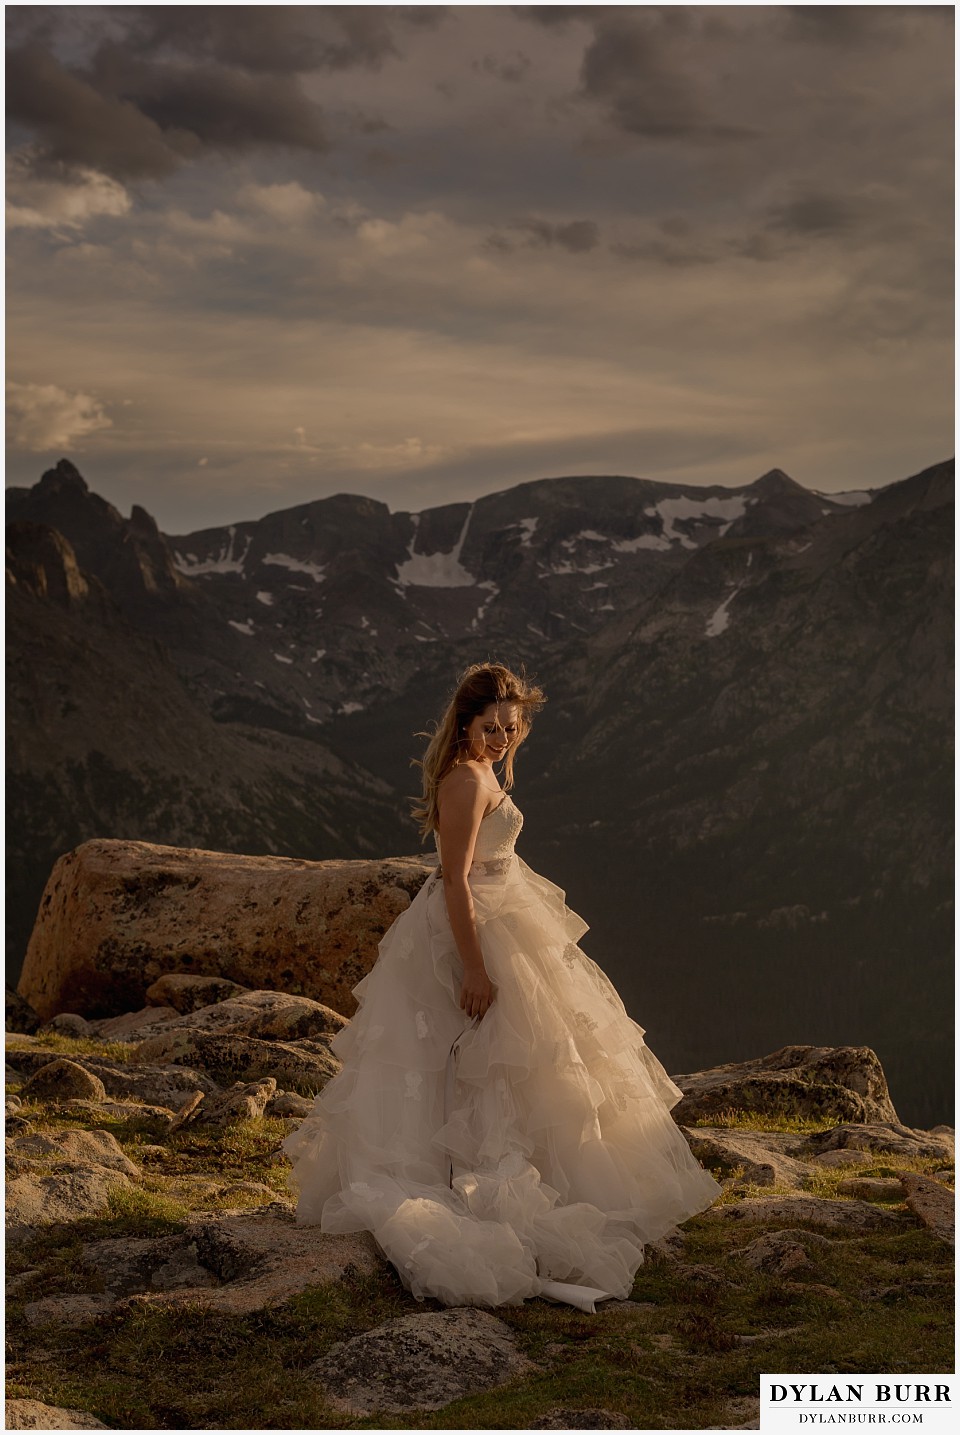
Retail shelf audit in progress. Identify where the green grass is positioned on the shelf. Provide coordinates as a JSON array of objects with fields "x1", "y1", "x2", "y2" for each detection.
[
  {"x1": 6, "y1": 1032, "x2": 137, "y2": 1065},
  {"x1": 7, "y1": 1040, "x2": 953, "y2": 1428},
  {"x1": 690, "y1": 1108, "x2": 837, "y2": 1134},
  {"x1": 5, "y1": 1207, "x2": 953, "y2": 1430}
]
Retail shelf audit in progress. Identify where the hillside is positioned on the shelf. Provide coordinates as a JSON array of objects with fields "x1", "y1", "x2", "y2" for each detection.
[{"x1": 5, "y1": 457, "x2": 953, "y2": 1122}]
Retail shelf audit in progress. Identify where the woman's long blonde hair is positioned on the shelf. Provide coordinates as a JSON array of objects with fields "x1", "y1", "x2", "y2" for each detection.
[{"x1": 410, "y1": 662, "x2": 546, "y2": 839}]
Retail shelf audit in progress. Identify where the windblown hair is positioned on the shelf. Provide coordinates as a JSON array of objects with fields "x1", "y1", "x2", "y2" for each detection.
[{"x1": 410, "y1": 662, "x2": 546, "y2": 839}]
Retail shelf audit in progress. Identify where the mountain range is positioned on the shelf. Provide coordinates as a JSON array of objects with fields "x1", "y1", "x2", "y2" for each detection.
[{"x1": 5, "y1": 456, "x2": 953, "y2": 1123}]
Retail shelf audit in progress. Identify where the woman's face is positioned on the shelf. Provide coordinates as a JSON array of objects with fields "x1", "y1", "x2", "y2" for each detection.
[{"x1": 464, "y1": 700, "x2": 520, "y2": 764}]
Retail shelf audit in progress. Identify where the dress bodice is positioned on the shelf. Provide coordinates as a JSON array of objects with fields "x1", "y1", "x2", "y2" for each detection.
[{"x1": 434, "y1": 793, "x2": 524, "y2": 865}]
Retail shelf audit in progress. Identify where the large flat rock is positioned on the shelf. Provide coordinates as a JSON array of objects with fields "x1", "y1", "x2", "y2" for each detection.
[
  {"x1": 6, "y1": 1164, "x2": 131, "y2": 1232},
  {"x1": 129, "y1": 1208, "x2": 383, "y2": 1314},
  {"x1": 133, "y1": 990, "x2": 348, "y2": 1043},
  {"x1": 706, "y1": 1194, "x2": 903, "y2": 1233},
  {"x1": 6, "y1": 1047, "x2": 220, "y2": 1107},
  {"x1": 18, "y1": 838, "x2": 433, "y2": 1020},
  {"x1": 899, "y1": 1173, "x2": 954, "y2": 1246},
  {"x1": 5, "y1": 1399, "x2": 109, "y2": 1429},
  {"x1": 307, "y1": 1307, "x2": 535, "y2": 1414},
  {"x1": 133, "y1": 1030, "x2": 339, "y2": 1095},
  {"x1": 792, "y1": 1122, "x2": 954, "y2": 1161},
  {"x1": 672, "y1": 1045, "x2": 899, "y2": 1125},
  {"x1": 681, "y1": 1127, "x2": 816, "y2": 1189}
]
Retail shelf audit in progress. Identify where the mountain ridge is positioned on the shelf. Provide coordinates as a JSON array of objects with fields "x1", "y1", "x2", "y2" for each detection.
[{"x1": 5, "y1": 455, "x2": 953, "y2": 1122}]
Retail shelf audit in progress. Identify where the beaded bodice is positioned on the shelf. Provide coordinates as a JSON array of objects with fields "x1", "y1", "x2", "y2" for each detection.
[{"x1": 434, "y1": 793, "x2": 523, "y2": 867}]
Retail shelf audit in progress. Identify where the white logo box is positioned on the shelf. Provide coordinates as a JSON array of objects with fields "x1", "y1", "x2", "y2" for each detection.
[{"x1": 760, "y1": 1375, "x2": 956, "y2": 1432}]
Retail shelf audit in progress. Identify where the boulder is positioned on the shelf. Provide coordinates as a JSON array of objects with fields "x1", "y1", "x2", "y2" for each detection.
[
  {"x1": 266, "y1": 1091, "x2": 314, "y2": 1118},
  {"x1": 134, "y1": 990, "x2": 348, "y2": 1043},
  {"x1": 134, "y1": 1030, "x2": 339, "y2": 1095},
  {"x1": 671, "y1": 1046, "x2": 898, "y2": 1125},
  {"x1": 899, "y1": 1173, "x2": 954, "y2": 1246},
  {"x1": 193, "y1": 1078, "x2": 277, "y2": 1128},
  {"x1": 21, "y1": 1059, "x2": 106, "y2": 1103},
  {"x1": 80, "y1": 1234, "x2": 218, "y2": 1295},
  {"x1": 7, "y1": 1050, "x2": 219, "y2": 1108},
  {"x1": 807, "y1": 1149, "x2": 874, "y2": 1170},
  {"x1": 131, "y1": 1208, "x2": 383, "y2": 1315},
  {"x1": 9, "y1": 1128, "x2": 138, "y2": 1177},
  {"x1": 835, "y1": 1178, "x2": 904, "y2": 1201},
  {"x1": 730, "y1": 1228, "x2": 835, "y2": 1276},
  {"x1": 146, "y1": 972, "x2": 250, "y2": 1012},
  {"x1": 307, "y1": 1307, "x2": 535, "y2": 1414},
  {"x1": 18, "y1": 838, "x2": 433, "y2": 1020},
  {"x1": 793, "y1": 1122, "x2": 953, "y2": 1161},
  {"x1": 87, "y1": 1007, "x2": 179, "y2": 1042},
  {"x1": 5, "y1": 987, "x2": 40, "y2": 1034},
  {"x1": 707, "y1": 1195, "x2": 902, "y2": 1233},
  {"x1": 681, "y1": 1127, "x2": 816, "y2": 1189},
  {"x1": 61, "y1": 1099, "x2": 180, "y2": 1121},
  {"x1": 6, "y1": 1164, "x2": 131, "y2": 1231},
  {"x1": 23, "y1": 1294, "x2": 115, "y2": 1328},
  {"x1": 5, "y1": 1399, "x2": 108, "y2": 1429},
  {"x1": 41, "y1": 1013, "x2": 91, "y2": 1037}
]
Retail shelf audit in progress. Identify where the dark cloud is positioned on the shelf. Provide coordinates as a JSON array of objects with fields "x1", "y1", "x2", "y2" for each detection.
[
  {"x1": 6, "y1": 42, "x2": 189, "y2": 179},
  {"x1": 3, "y1": 5, "x2": 59, "y2": 47},
  {"x1": 784, "y1": 5, "x2": 954, "y2": 46},
  {"x1": 126, "y1": 4, "x2": 446, "y2": 75},
  {"x1": 471, "y1": 50, "x2": 532, "y2": 83},
  {"x1": 6, "y1": 5, "x2": 447, "y2": 181},
  {"x1": 511, "y1": 5, "x2": 611, "y2": 27},
  {"x1": 765, "y1": 193, "x2": 864, "y2": 238},
  {"x1": 578, "y1": 11, "x2": 756, "y2": 143},
  {"x1": 611, "y1": 237, "x2": 719, "y2": 268},
  {"x1": 89, "y1": 41, "x2": 328, "y2": 157},
  {"x1": 527, "y1": 218, "x2": 600, "y2": 253},
  {"x1": 485, "y1": 217, "x2": 601, "y2": 255}
]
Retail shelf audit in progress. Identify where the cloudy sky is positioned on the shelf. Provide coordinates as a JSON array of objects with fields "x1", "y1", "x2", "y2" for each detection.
[{"x1": 5, "y1": 2, "x2": 954, "y2": 534}]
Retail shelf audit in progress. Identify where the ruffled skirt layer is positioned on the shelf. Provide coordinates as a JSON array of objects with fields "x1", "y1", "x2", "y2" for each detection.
[{"x1": 281, "y1": 855, "x2": 721, "y2": 1307}]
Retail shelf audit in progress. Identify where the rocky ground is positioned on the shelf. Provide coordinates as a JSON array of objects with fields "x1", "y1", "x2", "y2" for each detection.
[{"x1": 5, "y1": 977, "x2": 955, "y2": 1431}]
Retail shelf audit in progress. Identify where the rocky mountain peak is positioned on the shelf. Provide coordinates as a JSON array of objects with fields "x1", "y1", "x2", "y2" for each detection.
[
  {"x1": 129, "y1": 504, "x2": 160, "y2": 537},
  {"x1": 748, "y1": 468, "x2": 802, "y2": 493},
  {"x1": 5, "y1": 521, "x2": 91, "y2": 606},
  {"x1": 37, "y1": 458, "x2": 89, "y2": 495}
]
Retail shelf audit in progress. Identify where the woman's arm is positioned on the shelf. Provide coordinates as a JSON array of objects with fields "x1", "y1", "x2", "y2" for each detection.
[{"x1": 437, "y1": 770, "x2": 496, "y2": 1020}]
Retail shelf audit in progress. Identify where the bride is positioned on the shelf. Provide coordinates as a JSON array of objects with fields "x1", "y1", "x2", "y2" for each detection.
[{"x1": 282, "y1": 662, "x2": 721, "y2": 1309}]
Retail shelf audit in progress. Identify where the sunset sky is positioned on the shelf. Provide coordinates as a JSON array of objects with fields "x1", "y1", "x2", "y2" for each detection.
[{"x1": 5, "y1": 2, "x2": 955, "y2": 534}]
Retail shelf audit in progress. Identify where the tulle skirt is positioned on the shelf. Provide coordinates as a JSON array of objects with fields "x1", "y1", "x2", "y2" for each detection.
[{"x1": 281, "y1": 854, "x2": 721, "y2": 1307}]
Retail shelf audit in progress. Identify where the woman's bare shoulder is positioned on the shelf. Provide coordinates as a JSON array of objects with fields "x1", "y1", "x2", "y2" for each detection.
[{"x1": 437, "y1": 764, "x2": 486, "y2": 814}]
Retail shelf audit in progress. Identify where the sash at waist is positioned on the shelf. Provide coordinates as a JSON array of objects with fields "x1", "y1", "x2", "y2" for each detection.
[{"x1": 433, "y1": 855, "x2": 514, "y2": 880}]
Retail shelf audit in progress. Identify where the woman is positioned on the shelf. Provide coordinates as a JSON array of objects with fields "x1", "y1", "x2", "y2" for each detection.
[{"x1": 282, "y1": 662, "x2": 720, "y2": 1310}]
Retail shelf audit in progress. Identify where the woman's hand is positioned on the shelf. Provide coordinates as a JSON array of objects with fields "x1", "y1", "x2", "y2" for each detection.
[{"x1": 460, "y1": 964, "x2": 496, "y2": 1020}]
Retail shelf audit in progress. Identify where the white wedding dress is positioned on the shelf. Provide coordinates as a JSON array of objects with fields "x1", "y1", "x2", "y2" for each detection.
[{"x1": 282, "y1": 793, "x2": 721, "y2": 1309}]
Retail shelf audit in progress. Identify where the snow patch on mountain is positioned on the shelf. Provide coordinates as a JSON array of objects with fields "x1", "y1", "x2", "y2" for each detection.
[
  {"x1": 540, "y1": 560, "x2": 614, "y2": 577},
  {"x1": 705, "y1": 585, "x2": 744, "y2": 638},
  {"x1": 256, "y1": 591, "x2": 274, "y2": 606},
  {"x1": 394, "y1": 506, "x2": 476, "y2": 587},
  {"x1": 611, "y1": 533, "x2": 671, "y2": 553},
  {"x1": 228, "y1": 619, "x2": 255, "y2": 636},
  {"x1": 173, "y1": 525, "x2": 251, "y2": 576},
  {"x1": 261, "y1": 552, "x2": 327, "y2": 582},
  {"x1": 645, "y1": 495, "x2": 748, "y2": 549},
  {"x1": 471, "y1": 581, "x2": 499, "y2": 630}
]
